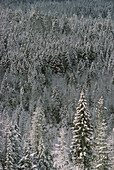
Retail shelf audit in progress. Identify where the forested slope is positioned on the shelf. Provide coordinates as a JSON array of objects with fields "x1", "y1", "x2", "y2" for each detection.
[{"x1": 0, "y1": 0, "x2": 114, "y2": 169}]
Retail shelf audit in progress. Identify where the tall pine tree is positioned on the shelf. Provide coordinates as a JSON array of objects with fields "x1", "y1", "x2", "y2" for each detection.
[
  {"x1": 52, "y1": 127, "x2": 71, "y2": 170},
  {"x1": 93, "y1": 97, "x2": 112, "y2": 169},
  {"x1": 31, "y1": 107, "x2": 46, "y2": 154},
  {"x1": 31, "y1": 107, "x2": 52, "y2": 169},
  {"x1": 71, "y1": 90, "x2": 93, "y2": 169},
  {"x1": 18, "y1": 140, "x2": 32, "y2": 170},
  {"x1": 5, "y1": 123, "x2": 22, "y2": 170}
]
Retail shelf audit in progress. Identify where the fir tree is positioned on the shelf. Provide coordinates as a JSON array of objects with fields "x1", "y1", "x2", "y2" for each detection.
[
  {"x1": 18, "y1": 141, "x2": 32, "y2": 170},
  {"x1": 93, "y1": 97, "x2": 112, "y2": 170},
  {"x1": 61, "y1": 14, "x2": 71, "y2": 35},
  {"x1": 37, "y1": 136, "x2": 49, "y2": 169},
  {"x1": 0, "y1": 112, "x2": 5, "y2": 170},
  {"x1": 52, "y1": 16, "x2": 60, "y2": 33},
  {"x1": 5, "y1": 123, "x2": 22, "y2": 170},
  {"x1": 52, "y1": 127, "x2": 71, "y2": 170},
  {"x1": 31, "y1": 136, "x2": 52, "y2": 170},
  {"x1": 71, "y1": 90, "x2": 93, "y2": 169},
  {"x1": 51, "y1": 87, "x2": 62, "y2": 123},
  {"x1": 31, "y1": 107, "x2": 46, "y2": 154},
  {"x1": 31, "y1": 107, "x2": 52, "y2": 169}
]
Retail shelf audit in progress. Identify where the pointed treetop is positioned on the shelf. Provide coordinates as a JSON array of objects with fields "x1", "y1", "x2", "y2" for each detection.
[
  {"x1": 96, "y1": 96, "x2": 107, "y2": 117},
  {"x1": 77, "y1": 90, "x2": 87, "y2": 108},
  {"x1": 98, "y1": 96, "x2": 104, "y2": 106},
  {"x1": 79, "y1": 90, "x2": 86, "y2": 100}
]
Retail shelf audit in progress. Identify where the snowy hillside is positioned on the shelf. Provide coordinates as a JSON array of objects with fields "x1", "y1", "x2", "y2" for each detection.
[{"x1": 0, "y1": 0, "x2": 114, "y2": 169}]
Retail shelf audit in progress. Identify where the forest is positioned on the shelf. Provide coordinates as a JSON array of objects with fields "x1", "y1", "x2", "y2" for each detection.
[{"x1": 0, "y1": 0, "x2": 114, "y2": 169}]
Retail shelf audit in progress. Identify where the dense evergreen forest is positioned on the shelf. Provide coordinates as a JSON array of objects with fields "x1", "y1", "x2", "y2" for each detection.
[{"x1": 0, "y1": 0, "x2": 114, "y2": 169}]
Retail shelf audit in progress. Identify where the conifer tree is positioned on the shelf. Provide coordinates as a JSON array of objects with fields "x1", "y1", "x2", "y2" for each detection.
[
  {"x1": 52, "y1": 16, "x2": 60, "y2": 33},
  {"x1": 0, "y1": 112, "x2": 5, "y2": 170},
  {"x1": 5, "y1": 123, "x2": 22, "y2": 170},
  {"x1": 93, "y1": 97, "x2": 112, "y2": 169},
  {"x1": 31, "y1": 136, "x2": 52, "y2": 170},
  {"x1": 37, "y1": 136, "x2": 50, "y2": 169},
  {"x1": 18, "y1": 141, "x2": 32, "y2": 170},
  {"x1": 52, "y1": 127, "x2": 71, "y2": 170},
  {"x1": 71, "y1": 90, "x2": 93, "y2": 169},
  {"x1": 51, "y1": 87, "x2": 61, "y2": 123},
  {"x1": 61, "y1": 14, "x2": 71, "y2": 35},
  {"x1": 31, "y1": 107, "x2": 52, "y2": 169},
  {"x1": 31, "y1": 107, "x2": 46, "y2": 154}
]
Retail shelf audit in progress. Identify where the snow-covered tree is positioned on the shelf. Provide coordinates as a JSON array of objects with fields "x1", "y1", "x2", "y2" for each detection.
[
  {"x1": 108, "y1": 129, "x2": 114, "y2": 170},
  {"x1": 31, "y1": 107, "x2": 46, "y2": 154},
  {"x1": 51, "y1": 87, "x2": 62, "y2": 123},
  {"x1": 5, "y1": 123, "x2": 22, "y2": 170},
  {"x1": 44, "y1": 13, "x2": 52, "y2": 33},
  {"x1": 18, "y1": 141, "x2": 32, "y2": 170},
  {"x1": 93, "y1": 97, "x2": 112, "y2": 169},
  {"x1": 52, "y1": 127, "x2": 71, "y2": 170},
  {"x1": 70, "y1": 90, "x2": 93, "y2": 169},
  {"x1": 52, "y1": 16, "x2": 60, "y2": 33},
  {"x1": 0, "y1": 1, "x2": 114, "y2": 169},
  {"x1": 61, "y1": 14, "x2": 71, "y2": 35},
  {"x1": 31, "y1": 107, "x2": 52, "y2": 169},
  {"x1": 31, "y1": 136, "x2": 52, "y2": 170},
  {"x1": 0, "y1": 112, "x2": 6, "y2": 170},
  {"x1": 37, "y1": 136, "x2": 51, "y2": 169}
]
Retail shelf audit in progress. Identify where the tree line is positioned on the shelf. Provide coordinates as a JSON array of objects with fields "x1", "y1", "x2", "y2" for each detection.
[{"x1": 0, "y1": 91, "x2": 112, "y2": 169}]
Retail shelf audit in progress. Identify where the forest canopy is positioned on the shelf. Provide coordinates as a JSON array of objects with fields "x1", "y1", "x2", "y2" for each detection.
[{"x1": 0, "y1": 0, "x2": 114, "y2": 169}]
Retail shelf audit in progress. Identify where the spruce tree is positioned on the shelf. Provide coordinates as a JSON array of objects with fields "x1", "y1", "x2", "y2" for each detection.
[
  {"x1": 61, "y1": 14, "x2": 71, "y2": 35},
  {"x1": 37, "y1": 136, "x2": 49, "y2": 169},
  {"x1": 5, "y1": 123, "x2": 22, "y2": 170},
  {"x1": 31, "y1": 107, "x2": 52, "y2": 169},
  {"x1": 71, "y1": 90, "x2": 93, "y2": 169},
  {"x1": 31, "y1": 107, "x2": 46, "y2": 154},
  {"x1": 18, "y1": 141, "x2": 32, "y2": 170},
  {"x1": 93, "y1": 97, "x2": 112, "y2": 169},
  {"x1": 52, "y1": 16, "x2": 60, "y2": 33},
  {"x1": 31, "y1": 136, "x2": 52, "y2": 170},
  {"x1": 52, "y1": 127, "x2": 71, "y2": 170},
  {"x1": 0, "y1": 112, "x2": 5, "y2": 170}
]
